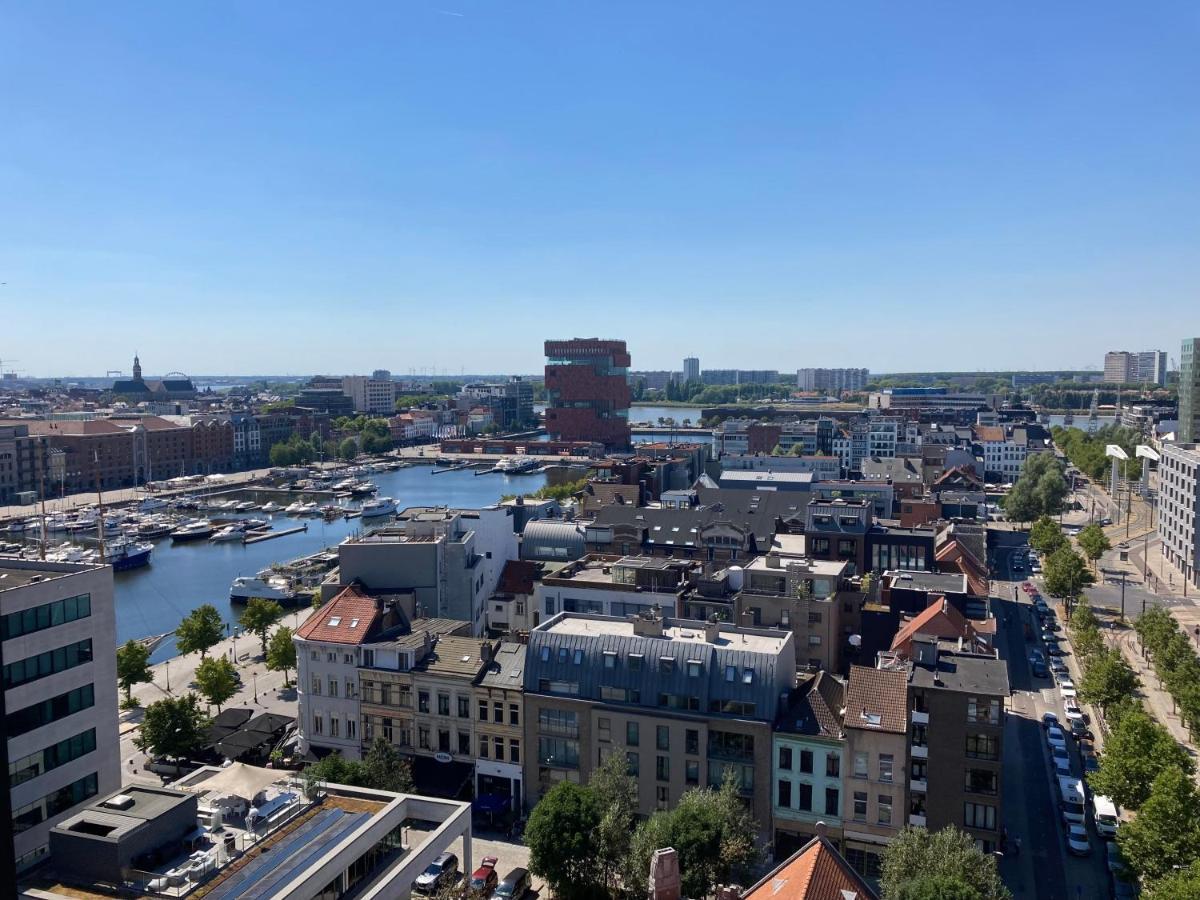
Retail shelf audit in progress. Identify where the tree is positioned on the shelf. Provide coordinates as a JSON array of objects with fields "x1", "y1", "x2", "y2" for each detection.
[
  {"x1": 1034, "y1": 467, "x2": 1068, "y2": 516},
  {"x1": 362, "y1": 735, "x2": 415, "y2": 793},
  {"x1": 1042, "y1": 546, "x2": 1094, "y2": 612},
  {"x1": 116, "y1": 639, "x2": 153, "y2": 703},
  {"x1": 1079, "y1": 647, "x2": 1140, "y2": 714},
  {"x1": 526, "y1": 781, "x2": 603, "y2": 899},
  {"x1": 1118, "y1": 766, "x2": 1200, "y2": 882},
  {"x1": 194, "y1": 655, "x2": 239, "y2": 712},
  {"x1": 1089, "y1": 707, "x2": 1194, "y2": 810},
  {"x1": 135, "y1": 694, "x2": 210, "y2": 767},
  {"x1": 879, "y1": 825, "x2": 1010, "y2": 900},
  {"x1": 621, "y1": 774, "x2": 761, "y2": 899},
  {"x1": 1029, "y1": 516, "x2": 1067, "y2": 555},
  {"x1": 588, "y1": 750, "x2": 639, "y2": 892},
  {"x1": 266, "y1": 625, "x2": 297, "y2": 686},
  {"x1": 1002, "y1": 480, "x2": 1039, "y2": 527},
  {"x1": 338, "y1": 437, "x2": 358, "y2": 461},
  {"x1": 175, "y1": 604, "x2": 226, "y2": 658},
  {"x1": 1149, "y1": 861, "x2": 1200, "y2": 899},
  {"x1": 895, "y1": 874, "x2": 983, "y2": 900},
  {"x1": 1077, "y1": 523, "x2": 1112, "y2": 569},
  {"x1": 241, "y1": 598, "x2": 284, "y2": 656}
]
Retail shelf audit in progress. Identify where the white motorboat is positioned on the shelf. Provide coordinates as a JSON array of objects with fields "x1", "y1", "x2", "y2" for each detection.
[
  {"x1": 494, "y1": 456, "x2": 541, "y2": 474},
  {"x1": 138, "y1": 497, "x2": 168, "y2": 513},
  {"x1": 260, "y1": 501, "x2": 284, "y2": 513},
  {"x1": 210, "y1": 524, "x2": 247, "y2": 543},
  {"x1": 360, "y1": 496, "x2": 397, "y2": 518},
  {"x1": 170, "y1": 520, "x2": 215, "y2": 542},
  {"x1": 234, "y1": 501, "x2": 258, "y2": 512},
  {"x1": 230, "y1": 574, "x2": 298, "y2": 605},
  {"x1": 348, "y1": 480, "x2": 377, "y2": 496}
]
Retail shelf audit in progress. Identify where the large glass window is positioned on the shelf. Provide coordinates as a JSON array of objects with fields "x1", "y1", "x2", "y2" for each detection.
[
  {"x1": 13, "y1": 772, "x2": 98, "y2": 834},
  {"x1": 1, "y1": 593, "x2": 91, "y2": 641},
  {"x1": 537, "y1": 708, "x2": 578, "y2": 737},
  {"x1": 7, "y1": 684, "x2": 95, "y2": 738},
  {"x1": 8, "y1": 729, "x2": 97, "y2": 788},
  {"x1": 4, "y1": 639, "x2": 93, "y2": 689}
]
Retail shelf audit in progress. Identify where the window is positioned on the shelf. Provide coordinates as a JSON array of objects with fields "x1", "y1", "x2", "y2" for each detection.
[
  {"x1": 494, "y1": 701, "x2": 504, "y2": 722},
  {"x1": 853, "y1": 751, "x2": 868, "y2": 778},
  {"x1": 347, "y1": 719, "x2": 357, "y2": 740},
  {"x1": 311, "y1": 674, "x2": 322, "y2": 695},
  {"x1": 4, "y1": 639, "x2": 94, "y2": 690},
  {"x1": 1, "y1": 593, "x2": 90, "y2": 640},
  {"x1": 686, "y1": 760, "x2": 699, "y2": 786},
  {"x1": 826, "y1": 754, "x2": 840, "y2": 778},
  {"x1": 313, "y1": 714, "x2": 324, "y2": 735},
  {"x1": 626, "y1": 751, "x2": 639, "y2": 776},
  {"x1": 598, "y1": 717, "x2": 611, "y2": 742},
  {"x1": 798, "y1": 782, "x2": 813, "y2": 811},
  {"x1": 659, "y1": 656, "x2": 674, "y2": 674},
  {"x1": 494, "y1": 736, "x2": 504, "y2": 759},
  {"x1": 9, "y1": 728, "x2": 96, "y2": 788},
  {"x1": 510, "y1": 704, "x2": 519, "y2": 726},
  {"x1": 777, "y1": 779, "x2": 792, "y2": 808},
  {"x1": 853, "y1": 791, "x2": 868, "y2": 821},
  {"x1": 742, "y1": 668, "x2": 755, "y2": 684},
  {"x1": 800, "y1": 749, "x2": 813, "y2": 774},
  {"x1": 626, "y1": 721, "x2": 640, "y2": 746},
  {"x1": 808, "y1": 611, "x2": 822, "y2": 624},
  {"x1": 657, "y1": 755, "x2": 670, "y2": 781},
  {"x1": 686, "y1": 729, "x2": 699, "y2": 755},
  {"x1": 510, "y1": 739, "x2": 520, "y2": 763},
  {"x1": 964, "y1": 802, "x2": 997, "y2": 830},
  {"x1": 778, "y1": 746, "x2": 793, "y2": 770},
  {"x1": 458, "y1": 696, "x2": 469, "y2": 718},
  {"x1": 438, "y1": 694, "x2": 450, "y2": 716},
  {"x1": 345, "y1": 678, "x2": 356, "y2": 699},
  {"x1": 657, "y1": 726, "x2": 670, "y2": 751},
  {"x1": 808, "y1": 635, "x2": 822, "y2": 646},
  {"x1": 967, "y1": 696, "x2": 1001, "y2": 725},
  {"x1": 479, "y1": 735, "x2": 489, "y2": 758},
  {"x1": 558, "y1": 647, "x2": 568, "y2": 663},
  {"x1": 879, "y1": 754, "x2": 894, "y2": 783},
  {"x1": 418, "y1": 726, "x2": 430, "y2": 749},
  {"x1": 825, "y1": 787, "x2": 840, "y2": 817},
  {"x1": 725, "y1": 665, "x2": 736, "y2": 682},
  {"x1": 686, "y1": 660, "x2": 702, "y2": 678},
  {"x1": 458, "y1": 731, "x2": 471, "y2": 755},
  {"x1": 603, "y1": 650, "x2": 617, "y2": 669},
  {"x1": 419, "y1": 691, "x2": 430, "y2": 713},
  {"x1": 12, "y1": 772, "x2": 99, "y2": 835},
  {"x1": 328, "y1": 678, "x2": 338, "y2": 698},
  {"x1": 343, "y1": 652, "x2": 354, "y2": 664},
  {"x1": 629, "y1": 653, "x2": 643, "y2": 671},
  {"x1": 330, "y1": 717, "x2": 340, "y2": 738},
  {"x1": 878, "y1": 794, "x2": 892, "y2": 825},
  {"x1": 656, "y1": 785, "x2": 669, "y2": 809},
  {"x1": 573, "y1": 649, "x2": 584, "y2": 665},
  {"x1": 7, "y1": 684, "x2": 95, "y2": 739},
  {"x1": 965, "y1": 769, "x2": 999, "y2": 795},
  {"x1": 438, "y1": 729, "x2": 450, "y2": 752},
  {"x1": 965, "y1": 733, "x2": 1000, "y2": 760},
  {"x1": 479, "y1": 699, "x2": 489, "y2": 721}
]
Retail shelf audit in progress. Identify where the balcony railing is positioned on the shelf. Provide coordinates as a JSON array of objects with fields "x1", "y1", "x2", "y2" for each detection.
[
  {"x1": 909, "y1": 813, "x2": 927, "y2": 827},
  {"x1": 910, "y1": 778, "x2": 928, "y2": 793},
  {"x1": 911, "y1": 744, "x2": 928, "y2": 759},
  {"x1": 911, "y1": 710, "x2": 929, "y2": 725}
]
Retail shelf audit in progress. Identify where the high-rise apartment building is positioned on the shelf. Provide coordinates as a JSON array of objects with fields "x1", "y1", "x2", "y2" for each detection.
[
  {"x1": 797, "y1": 368, "x2": 870, "y2": 394},
  {"x1": 682, "y1": 357, "x2": 700, "y2": 383},
  {"x1": 1135, "y1": 351, "x2": 1168, "y2": 386},
  {"x1": 1158, "y1": 443, "x2": 1200, "y2": 591},
  {"x1": 544, "y1": 338, "x2": 632, "y2": 449},
  {"x1": 2, "y1": 560, "x2": 120, "y2": 874},
  {"x1": 1181, "y1": 339, "x2": 1200, "y2": 443},
  {"x1": 1104, "y1": 350, "x2": 1168, "y2": 386},
  {"x1": 342, "y1": 372, "x2": 397, "y2": 415},
  {"x1": 1104, "y1": 351, "x2": 1134, "y2": 384}
]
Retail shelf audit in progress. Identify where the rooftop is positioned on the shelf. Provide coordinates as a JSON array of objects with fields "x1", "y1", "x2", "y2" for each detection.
[
  {"x1": 411, "y1": 635, "x2": 491, "y2": 677},
  {"x1": 478, "y1": 641, "x2": 526, "y2": 689},
  {"x1": 0, "y1": 559, "x2": 103, "y2": 591},
  {"x1": 540, "y1": 612, "x2": 790, "y2": 654},
  {"x1": 743, "y1": 831, "x2": 879, "y2": 900},
  {"x1": 844, "y1": 665, "x2": 908, "y2": 734},
  {"x1": 743, "y1": 554, "x2": 849, "y2": 578},
  {"x1": 909, "y1": 645, "x2": 1011, "y2": 696},
  {"x1": 295, "y1": 585, "x2": 380, "y2": 644},
  {"x1": 885, "y1": 569, "x2": 968, "y2": 594}
]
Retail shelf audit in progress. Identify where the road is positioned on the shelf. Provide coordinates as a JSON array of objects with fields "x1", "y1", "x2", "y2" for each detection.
[{"x1": 988, "y1": 530, "x2": 1113, "y2": 899}]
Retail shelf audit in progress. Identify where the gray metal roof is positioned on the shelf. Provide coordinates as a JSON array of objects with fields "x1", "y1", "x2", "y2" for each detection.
[{"x1": 521, "y1": 520, "x2": 586, "y2": 561}]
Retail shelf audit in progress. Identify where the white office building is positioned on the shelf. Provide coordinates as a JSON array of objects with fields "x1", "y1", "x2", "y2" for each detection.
[
  {"x1": 342, "y1": 372, "x2": 397, "y2": 415},
  {"x1": 797, "y1": 368, "x2": 869, "y2": 394},
  {"x1": 1158, "y1": 443, "x2": 1200, "y2": 592},
  {"x1": 2, "y1": 559, "x2": 120, "y2": 873},
  {"x1": 682, "y1": 357, "x2": 700, "y2": 383}
]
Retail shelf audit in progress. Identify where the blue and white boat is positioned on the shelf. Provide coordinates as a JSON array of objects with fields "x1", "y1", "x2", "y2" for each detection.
[{"x1": 107, "y1": 539, "x2": 153, "y2": 572}]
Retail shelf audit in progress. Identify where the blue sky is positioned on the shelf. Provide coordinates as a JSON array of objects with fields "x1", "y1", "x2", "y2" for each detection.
[{"x1": 2, "y1": 2, "x2": 1198, "y2": 377}]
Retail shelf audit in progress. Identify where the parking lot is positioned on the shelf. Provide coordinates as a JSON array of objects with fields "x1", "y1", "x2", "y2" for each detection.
[{"x1": 405, "y1": 825, "x2": 546, "y2": 900}]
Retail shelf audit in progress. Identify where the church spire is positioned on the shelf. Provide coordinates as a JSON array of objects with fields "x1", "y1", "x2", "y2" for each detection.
[{"x1": 133, "y1": 353, "x2": 142, "y2": 381}]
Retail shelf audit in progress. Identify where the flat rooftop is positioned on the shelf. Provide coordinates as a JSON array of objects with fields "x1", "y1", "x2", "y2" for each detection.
[
  {"x1": 0, "y1": 560, "x2": 102, "y2": 591},
  {"x1": 542, "y1": 613, "x2": 790, "y2": 653},
  {"x1": 744, "y1": 554, "x2": 849, "y2": 577},
  {"x1": 910, "y1": 648, "x2": 1010, "y2": 696},
  {"x1": 886, "y1": 569, "x2": 968, "y2": 594}
]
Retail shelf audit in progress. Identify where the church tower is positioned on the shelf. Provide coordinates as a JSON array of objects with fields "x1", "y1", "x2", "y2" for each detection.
[{"x1": 133, "y1": 353, "x2": 142, "y2": 381}]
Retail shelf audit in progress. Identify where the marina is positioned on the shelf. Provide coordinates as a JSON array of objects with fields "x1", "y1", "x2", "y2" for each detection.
[{"x1": 2, "y1": 463, "x2": 548, "y2": 663}]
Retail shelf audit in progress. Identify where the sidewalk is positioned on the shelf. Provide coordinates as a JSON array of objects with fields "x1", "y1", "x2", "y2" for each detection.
[{"x1": 120, "y1": 606, "x2": 315, "y2": 785}]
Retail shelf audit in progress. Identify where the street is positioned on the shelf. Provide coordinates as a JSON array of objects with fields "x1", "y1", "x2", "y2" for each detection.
[{"x1": 989, "y1": 530, "x2": 1113, "y2": 900}]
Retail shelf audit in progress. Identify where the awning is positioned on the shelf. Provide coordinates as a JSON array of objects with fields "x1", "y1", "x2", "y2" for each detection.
[
  {"x1": 474, "y1": 794, "x2": 508, "y2": 815},
  {"x1": 408, "y1": 755, "x2": 474, "y2": 800}
]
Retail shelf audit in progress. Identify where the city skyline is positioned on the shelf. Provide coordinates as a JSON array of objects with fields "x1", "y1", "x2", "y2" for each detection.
[{"x1": 4, "y1": 3, "x2": 1198, "y2": 374}]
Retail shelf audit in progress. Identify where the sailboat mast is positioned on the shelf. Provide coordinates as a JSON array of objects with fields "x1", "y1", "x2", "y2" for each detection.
[{"x1": 94, "y1": 451, "x2": 106, "y2": 563}]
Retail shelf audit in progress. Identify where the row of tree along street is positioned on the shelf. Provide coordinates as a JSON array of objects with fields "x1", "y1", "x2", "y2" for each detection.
[{"x1": 1034, "y1": 517, "x2": 1200, "y2": 896}]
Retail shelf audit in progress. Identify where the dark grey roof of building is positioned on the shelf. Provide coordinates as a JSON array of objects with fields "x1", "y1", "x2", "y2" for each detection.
[
  {"x1": 479, "y1": 642, "x2": 526, "y2": 689},
  {"x1": 860, "y1": 457, "x2": 923, "y2": 484},
  {"x1": 910, "y1": 647, "x2": 1010, "y2": 696},
  {"x1": 521, "y1": 520, "x2": 586, "y2": 561}
]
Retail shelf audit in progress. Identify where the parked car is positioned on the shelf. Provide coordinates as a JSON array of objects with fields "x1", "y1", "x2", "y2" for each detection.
[
  {"x1": 1061, "y1": 685, "x2": 1078, "y2": 700},
  {"x1": 1066, "y1": 824, "x2": 1092, "y2": 856},
  {"x1": 490, "y1": 868, "x2": 532, "y2": 900},
  {"x1": 1064, "y1": 700, "x2": 1086, "y2": 724},
  {"x1": 463, "y1": 857, "x2": 500, "y2": 899},
  {"x1": 414, "y1": 853, "x2": 460, "y2": 895},
  {"x1": 1046, "y1": 726, "x2": 1068, "y2": 752},
  {"x1": 1041, "y1": 711, "x2": 1060, "y2": 729},
  {"x1": 1072, "y1": 720, "x2": 1095, "y2": 742},
  {"x1": 1101, "y1": 517, "x2": 1114, "y2": 526},
  {"x1": 1046, "y1": 643, "x2": 1066, "y2": 656},
  {"x1": 1053, "y1": 755, "x2": 1072, "y2": 777}
]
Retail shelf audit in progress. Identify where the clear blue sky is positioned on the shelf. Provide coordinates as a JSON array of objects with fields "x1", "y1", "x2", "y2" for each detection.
[{"x1": 2, "y1": 2, "x2": 1198, "y2": 378}]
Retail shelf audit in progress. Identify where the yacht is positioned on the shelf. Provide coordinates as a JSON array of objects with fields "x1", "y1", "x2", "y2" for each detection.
[
  {"x1": 170, "y1": 520, "x2": 215, "y2": 542},
  {"x1": 230, "y1": 574, "x2": 298, "y2": 605},
  {"x1": 136, "y1": 519, "x2": 174, "y2": 539},
  {"x1": 360, "y1": 496, "x2": 398, "y2": 518},
  {"x1": 348, "y1": 481, "x2": 378, "y2": 496},
  {"x1": 106, "y1": 539, "x2": 154, "y2": 571},
  {"x1": 46, "y1": 543, "x2": 99, "y2": 564},
  {"x1": 260, "y1": 501, "x2": 284, "y2": 513},
  {"x1": 241, "y1": 518, "x2": 270, "y2": 531},
  {"x1": 138, "y1": 497, "x2": 168, "y2": 513},
  {"x1": 234, "y1": 501, "x2": 258, "y2": 512},
  {"x1": 210, "y1": 524, "x2": 247, "y2": 543},
  {"x1": 494, "y1": 456, "x2": 541, "y2": 475},
  {"x1": 285, "y1": 501, "x2": 319, "y2": 516}
]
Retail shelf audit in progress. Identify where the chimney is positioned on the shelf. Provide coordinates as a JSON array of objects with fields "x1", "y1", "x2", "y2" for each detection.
[
  {"x1": 705, "y1": 614, "x2": 722, "y2": 644},
  {"x1": 632, "y1": 605, "x2": 665, "y2": 638},
  {"x1": 649, "y1": 848, "x2": 681, "y2": 900},
  {"x1": 815, "y1": 820, "x2": 828, "y2": 840}
]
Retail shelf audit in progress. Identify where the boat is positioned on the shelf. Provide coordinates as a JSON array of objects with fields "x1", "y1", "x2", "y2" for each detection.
[
  {"x1": 241, "y1": 518, "x2": 270, "y2": 531},
  {"x1": 348, "y1": 481, "x2": 378, "y2": 496},
  {"x1": 320, "y1": 504, "x2": 345, "y2": 520},
  {"x1": 494, "y1": 456, "x2": 541, "y2": 475},
  {"x1": 235, "y1": 501, "x2": 258, "y2": 512},
  {"x1": 136, "y1": 518, "x2": 174, "y2": 539},
  {"x1": 260, "y1": 502, "x2": 284, "y2": 513},
  {"x1": 284, "y1": 501, "x2": 307, "y2": 515},
  {"x1": 209, "y1": 524, "x2": 247, "y2": 543},
  {"x1": 360, "y1": 496, "x2": 398, "y2": 518},
  {"x1": 170, "y1": 520, "x2": 215, "y2": 542},
  {"x1": 46, "y1": 543, "x2": 99, "y2": 564},
  {"x1": 0, "y1": 540, "x2": 22, "y2": 554},
  {"x1": 229, "y1": 574, "x2": 299, "y2": 605},
  {"x1": 106, "y1": 539, "x2": 154, "y2": 571},
  {"x1": 138, "y1": 497, "x2": 168, "y2": 513}
]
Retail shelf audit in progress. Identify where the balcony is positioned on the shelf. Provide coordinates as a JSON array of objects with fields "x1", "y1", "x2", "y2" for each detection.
[
  {"x1": 909, "y1": 813, "x2": 927, "y2": 827},
  {"x1": 911, "y1": 710, "x2": 929, "y2": 725},
  {"x1": 910, "y1": 779, "x2": 927, "y2": 793},
  {"x1": 911, "y1": 744, "x2": 928, "y2": 759}
]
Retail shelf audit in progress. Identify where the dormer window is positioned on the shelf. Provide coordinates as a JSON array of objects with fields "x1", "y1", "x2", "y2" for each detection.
[
  {"x1": 686, "y1": 660, "x2": 702, "y2": 678},
  {"x1": 540, "y1": 647, "x2": 550, "y2": 662},
  {"x1": 742, "y1": 668, "x2": 755, "y2": 684},
  {"x1": 659, "y1": 656, "x2": 675, "y2": 673},
  {"x1": 725, "y1": 665, "x2": 736, "y2": 682},
  {"x1": 573, "y1": 649, "x2": 584, "y2": 665}
]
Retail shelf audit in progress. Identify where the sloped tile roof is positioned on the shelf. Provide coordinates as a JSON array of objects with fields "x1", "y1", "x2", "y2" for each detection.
[
  {"x1": 296, "y1": 585, "x2": 380, "y2": 645},
  {"x1": 496, "y1": 560, "x2": 538, "y2": 595},
  {"x1": 891, "y1": 596, "x2": 977, "y2": 654},
  {"x1": 844, "y1": 665, "x2": 908, "y2": 734},
  {"x1": 743, "y1": 834, "x2": 879, "y2": 900}
]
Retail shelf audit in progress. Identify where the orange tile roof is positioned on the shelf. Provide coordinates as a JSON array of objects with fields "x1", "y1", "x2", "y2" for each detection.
[
  {"x1": 891, "y1": 596, "x2": 977, "y2": 654},
  {"x1": 296, "y1": 586, "x2": 380, "y2": 644},
  {"x1": 844, "y1": 665, "x2": 908, "y2": 734},
  {"x1": 743, "y1": 834, "x2": 878, "y2": 900}
]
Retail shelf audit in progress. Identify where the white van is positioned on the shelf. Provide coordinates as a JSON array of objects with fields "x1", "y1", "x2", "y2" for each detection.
[
  {"x1": 1058, "y1": 775, "x2": 1087, "y2": 825},
  {"x1": 1093, "y1": 795, "x2": 1120, "y2": 838}
]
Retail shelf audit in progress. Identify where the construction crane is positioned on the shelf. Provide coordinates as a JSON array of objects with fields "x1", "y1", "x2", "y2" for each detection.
[{"x1": 0, "y1": 356, "x2": 24, "y2": 378}]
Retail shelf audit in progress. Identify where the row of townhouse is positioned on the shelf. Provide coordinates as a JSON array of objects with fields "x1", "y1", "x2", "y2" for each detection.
[{"x1": 296, "y1": 584, "x2": 1008, "y2": 880}]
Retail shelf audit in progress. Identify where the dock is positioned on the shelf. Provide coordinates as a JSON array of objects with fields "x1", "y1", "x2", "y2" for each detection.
[
  {"x1": 245, "y1": 525, "x2": 308, "y2": 544},
  {"x1": 432, "y1": 462, "x2": 476, "y2": 474}
]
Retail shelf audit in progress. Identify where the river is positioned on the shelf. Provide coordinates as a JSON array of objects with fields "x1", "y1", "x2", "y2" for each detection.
[{"x1": 36, "y1": 465, "x2": 547, "y2": 663}]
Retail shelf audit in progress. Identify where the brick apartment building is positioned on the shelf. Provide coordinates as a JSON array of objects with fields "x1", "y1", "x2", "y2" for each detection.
[{"x1": 544, "y1": 338, "x2": 632, "y2": 449}]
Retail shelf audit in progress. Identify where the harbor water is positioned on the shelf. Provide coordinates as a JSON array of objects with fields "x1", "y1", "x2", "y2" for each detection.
[{"x1": 68, "y1": 465, "x2": 546, "y2": 663}]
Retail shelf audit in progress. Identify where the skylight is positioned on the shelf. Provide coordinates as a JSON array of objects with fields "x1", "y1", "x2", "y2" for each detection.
[
  {"x1": 349, "y1": 619, "x2": 359, "y2": 628},
  {"x1": 328, "y1": 617, "x2": 341, "y2": 627}
]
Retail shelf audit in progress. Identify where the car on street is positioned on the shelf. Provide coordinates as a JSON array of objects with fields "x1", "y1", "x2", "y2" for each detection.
[
  {"x1": 1050, "y1": 659, "x2": 1068, "y2": 675},
  {"x1": 490, "y1": 868, "x2": 532, "y2": 900},
  {"x1": 1066, "y1": 824, "x2": 1092, "y2": 856},
  {"x1": 1042, "y1": 711, "x2": 1060, "y2": 730},
  {"x1": 1073, "y1": 720, "x2": 1095, "y2": 742},
  {"x1": 414, "y1": 853, "x2": 460, "y2": 895},
  {"x1": 1031, "y1": 562, "x2": 1042, "y2": 574},
  {"x1": 1053, "y1": 755, "x2": 1072, "y2": 777},
  {"x1": 1105, "y1": 839, "x2": 1128, "y2": 873},
  {"x1": 463, "y1": 857, "x2": 500, "y2": 899},
  {"x1": 1064, "y1": 699, "x2": 1086, "y2": 723},
  {"x1": 1044, "y1": 619, "x2": 1061, "y2": 632},
  {"x1": 1101, "y1": 517, "x2": 1113, "y2": 526},
  {"x1": 1030, "y1": 649, "x2": 1046, "y2": 666},
  {"x1": 1058, "y1": 677, "x2": 1076, "y2": 692},
  {"x1": 1046, "y1": 642, "x2": 1065, "y2": 656},
  {"x1": 1061, "y1": 684, "x2": 1078, "y2": 700},
  {"x1": 1046, "y1": 725, "x2": 1068, "y2": 752},
  {"x1": 1032, "y1": 659, "x2": 1048, "y2": 677}
]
